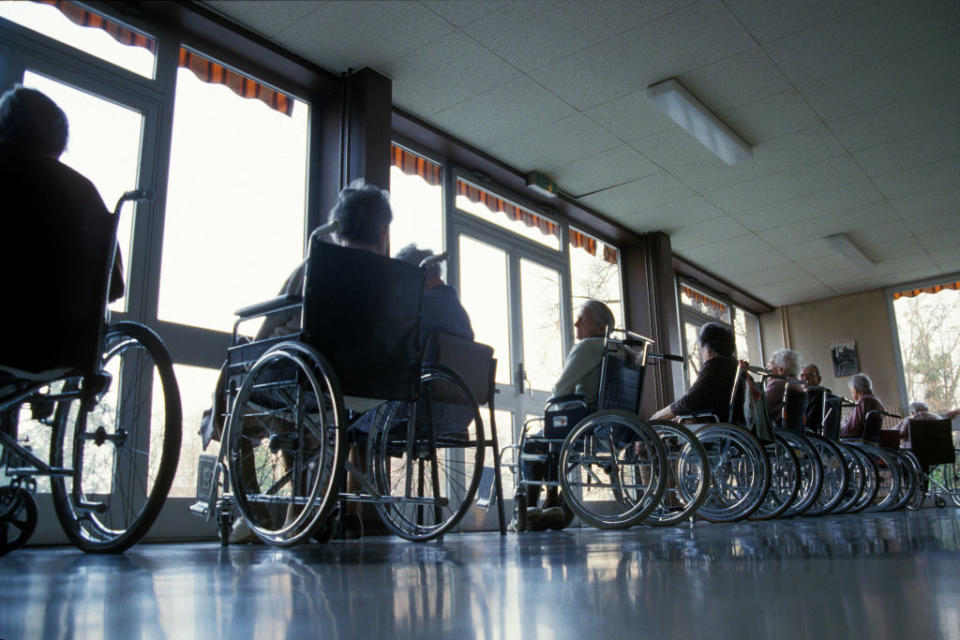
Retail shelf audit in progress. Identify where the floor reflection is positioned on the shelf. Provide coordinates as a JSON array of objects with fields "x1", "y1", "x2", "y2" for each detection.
[{"x1": 1, "y1": 509, "x2": 959, "y2": 639}]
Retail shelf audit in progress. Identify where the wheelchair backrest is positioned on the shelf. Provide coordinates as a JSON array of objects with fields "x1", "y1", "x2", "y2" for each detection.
[
  {"x1": 821, "y1": 393, "x2": 843, "y2": 440},
  {"x1": 597, "y1": 342, "x2": 645, "y2": 413},
  {"x1": 804, "y1": 386, "x2": 827, "y2": 433},
  {"x1": 909, "y1": 418, "x2": 956, "y2": 466},
  {"x1": 862, "y1": 409, "x2": 884, "y2": 442},
  {"x1": 423, "y1": 331, "x2": 495, "y2": 406},
  {"x1": 0, "y1": 143, "x2": 115, "y2": 376},
  {"x1": 301, "y1": 239, "x2": 424, "y2": 402},
  {"x1": 781, "y1": 384, "x2": 807, "y2": 435}
]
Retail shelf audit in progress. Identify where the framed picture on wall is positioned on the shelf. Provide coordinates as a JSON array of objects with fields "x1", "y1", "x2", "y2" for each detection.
[{"x1": 830, "y1": 340, "x2": 860, "y2": 377}]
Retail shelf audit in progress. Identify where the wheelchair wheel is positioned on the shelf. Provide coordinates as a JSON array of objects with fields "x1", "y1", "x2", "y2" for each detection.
[
  {"x1": 558, "y1": 411, "x2": 667, "y2": 529},
  {"x1": 805, "y1": 433, "x2": 848, "y2": 516},
  {"x1": 833, "y1": 442, "x2": 867, "y2": 514},
  {"x1": 368, "y1": 364, "x2": 484, "y2": 542},
  {"x1": 226, "y1": 342, "x2": 346, "y2": 547},
  {"x1": 694, "y1": 423, "x2": 770, "y2": 523},
  {"x1": 886, "y1": 450, "x2": 917, "y2": 512},
  {"x1": 778, "y1": 431, "x2": 823, "y2": 518},
  {"x1": 856, "y1": 444, "x2": 901, "y2": 512},
  {"x1": 939, "y1": 451, "x2": 960, "y2": 507},
  {"x1": 902, "y1": 451, "x2": 926, "y2": 511},
  {"x1": 645, "y1": 421, "x2": 709, "y2": 527},
  {"x1": 849, "y1": 445, "x2": 880, "y2": 513},
  {"x1": 0, "y1": 486, "x2": 38, "y2": 556},
  {"x1": 49, "y1": 322, "x2": 181, "y2": 553},
  {"x1": 752, "y1": 434, "x2": 800, "y2": 520}
]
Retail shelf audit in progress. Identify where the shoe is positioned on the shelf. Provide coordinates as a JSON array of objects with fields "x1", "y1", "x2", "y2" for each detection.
[
  {"x1": 228, "y1": 518, "x2": 261, "y2": 544},
  {"x1": 540, "y1": 506, "x2": 567, "y2": 529},
  {"x1": 525, "y1": 508, "x2": 547, "y2": 532}
]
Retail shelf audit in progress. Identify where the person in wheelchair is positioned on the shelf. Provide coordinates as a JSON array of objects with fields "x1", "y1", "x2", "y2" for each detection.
[
  {"x1": 519, "y1": 299, "x2": 615, "y2": 529},
  {"x1": 896, "y1": 401, "x2": 942, "y2": 450},
  {"x1": 840, "y1": 372, "x2": 884, "y2": 439},
  {"x1": 764, "y1": 349, "x2": 802, "y2": 424},
  {"x1": 649, "y1": 322, "x2": 742, "y2": 424},
  {"x1": 394, "y1": 244, "x2": 474, "y2": 345}
]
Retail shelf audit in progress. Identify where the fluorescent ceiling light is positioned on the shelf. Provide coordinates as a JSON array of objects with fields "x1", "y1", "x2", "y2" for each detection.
[
  {"x1": 825, "y1": 233, "x2": 875, "y2": 270},
  {"x1": 647, "y1": 78, "x2": 752, "y2": 165}
]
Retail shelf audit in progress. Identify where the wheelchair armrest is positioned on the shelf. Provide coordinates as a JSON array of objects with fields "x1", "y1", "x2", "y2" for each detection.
[
  {"x1": 675, "y1": 411, "x2": 719, "y2": 423},
  {"x1": 546, "y1": 393, "x2": 586, "y2": 407},
  {"x1": 234, "y1": 294, "x2": 302, "y2": 319}
]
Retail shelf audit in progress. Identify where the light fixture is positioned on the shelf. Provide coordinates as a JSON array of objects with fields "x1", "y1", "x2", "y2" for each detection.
[
  {"x1": 647, "y1": 78, "x2": 752, "y2": 165},
  {"x1": 824, "y1": 233, "x2": 875, "y2": 270}
]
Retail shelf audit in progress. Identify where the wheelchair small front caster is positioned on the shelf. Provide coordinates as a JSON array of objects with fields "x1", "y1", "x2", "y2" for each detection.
[
  {"x1": 513, "y1": 492, "x2": 527, "y2": 532},
  {"x1": 0, "y1": 486, "x2": 38, "y2": 556},
  {"x1": 216, "y1": 498, "x2": 233, "y2": 546},
  {"x1": 935, "y1": 496, "x2": 946, "y2": 509}
]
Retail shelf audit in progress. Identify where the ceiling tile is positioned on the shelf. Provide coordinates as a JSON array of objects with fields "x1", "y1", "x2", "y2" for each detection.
[
  {"x1": 382, "y1": 31, "x2": 521, "y2": 116},
  {"x1": 828, "y1": 84, "x2": 960, "y2": 152},
  {"x1": 702, "y1": 250, "x2": 792, "y2": 278},
  {"x1": 671, "y1": 124, "x2": 845, "y2": 194},
  {"x1": 930, "y1": 248, "x2": 960, "y2": 269},
  {"x1": 902, "y1": 209, "x2": 960, "y2": 235},
  {"x1": 631, "y1": 127, "x2": 716, "y2": 170},
  {"x1": 731, "y1": 180, "x2": 884, "y2": 231},
  {"x1": 872, "y1": 155, "x2": 960, "y2": 200},
  {"x1": 623, "y1": 196, "x2": 724, "y2": 233},
  {"x1": 724, "y1": 0, "x2": 874, "y2": 44},
  {"x1": 529, "y1": 1, "x2": 754, "y2": 111},
  {"x1": 764, "y1": 0, "x2": 960, "y2": 87},
  {"x1": 427, "y1": 77, "x2": 575, "y2": 148},
  {"x1": 779, "y1": 238, "x2": 842, "y2": 263},
  {"x1": 274, "y1": 1, "x2": 454, "y2": 72},
  {"x1": 549, "y1": 145, "x2": 659, "y2": 197},
  {"x1": 889, "y1": 183, "x2": 960, "y2": 218},
  {"x1": 853, "y1": 123, "x2": 960, "y2": 177},
  {"x1": 680, "y1": 46, "x2": 791, "y2": 112},
  {"x1": 675, "y1": 232, "x2": 773, "y2": 263},
  {"x1": 706, "y1": 155, "x2": 865, "y2": 213},
  {"x1": 584, "y1": 90, "x2": 677, "y2": 142},
  {"x1": 420, "y1": 0, "x2": 512, "y2": 27},
  {"x1": 719, "y1": 90, "x2": 821, "y2": 146},
  {"x1": 462, "y1": 0, "x2": 694, "y2": 72},
  {"x1": 581, "y1": 171, "x2": 696, "y2": 216},
  {"x1": 204, "y1": 1, "x2": 320, "y2": 38},
  {"x1": 800, "y1": 35, "x2": 960, "y2": 122},
  {"x1": 757, "y1": 201, "x2": 900, "y2": 247},
  {"x1": 915, "y1": 228, "x2": 960, "y2": 252},
  {"x1": 488, "y1": 113, "x2": 621, "y2": 172},
  {"x1": 670, "y1": 218, "x2": 754, "y2": 250}
]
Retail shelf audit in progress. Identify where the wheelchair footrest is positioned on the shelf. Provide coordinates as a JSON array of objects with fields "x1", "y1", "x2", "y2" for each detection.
[{"x1": 339, "y1": 492, "x2": 449, "y2": 507}]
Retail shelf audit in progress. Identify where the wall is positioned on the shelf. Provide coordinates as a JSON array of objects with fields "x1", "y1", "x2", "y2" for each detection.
[{"x1": 759, "y1": 288, "x2": 902, "y2": 413}]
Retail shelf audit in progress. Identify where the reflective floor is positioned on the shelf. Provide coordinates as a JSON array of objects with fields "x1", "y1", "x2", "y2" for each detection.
[{"x1": 3, "y1": 509, "x2": 960, "y2": 639}]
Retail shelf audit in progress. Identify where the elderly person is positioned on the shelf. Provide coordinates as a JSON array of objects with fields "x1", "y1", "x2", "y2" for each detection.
[
  {"x1": 839, "y1": 373, "x2": 884, "y2": 438},
  {"x1": 764, "y1": 349, "x2": 801, "y2": 423},
  {"x1": 520, "y1": 299, "x2": 615, "y2": 528},
  {"x1": 800, "y1": 363, "x2": 831, "y2": 430},
  {"x1": 896, "y1": 401, "x2": 942, "y2": 450},
  {"x1": 800, "y1": 363, "x2": 822, "y2": 389},
  {"x1": 394, "y1": 244, "x2": 473, "y2": 344},
  {"x1": 651, "y1": 322, "x2": 742, "y2": 424}
]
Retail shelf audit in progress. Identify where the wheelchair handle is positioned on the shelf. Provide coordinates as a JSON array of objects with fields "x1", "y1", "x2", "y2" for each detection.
[
  {"x1": 113, "y1": 189, "x2": 154, "y2": 216},
  {"x1": 420, "y1": 252, "x2": 448, "y2": 269},
  {"x1": 311, "y1": 219, "x2": 342, "y2": 240},
  {"x1": 649, "y1": 352, "x2": 683, "y2": 362}
]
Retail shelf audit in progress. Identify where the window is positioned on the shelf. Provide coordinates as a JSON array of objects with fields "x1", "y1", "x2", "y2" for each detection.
[
  {"x1": 569, "y1": 227, "x2": 623, "y2": 329},
  {"x1": 158, "y1": 57, "x2": 308, "y2": 333},
  {"x1": 892, "y1": 281, "x2": 960, "y2": 416},
  {"x1": 455, "y1": 179, "x2": 560, "y2": 250},
  {"x1": 389, "y1": 145, "x2": 443, "y2": 258},
  {"x1": 0, "y1": 1, "x2": 156, "y2": 78}
]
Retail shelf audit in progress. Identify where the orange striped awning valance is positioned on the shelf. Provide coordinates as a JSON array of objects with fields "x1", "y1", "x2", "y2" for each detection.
[
  {"x1": 178, "y1": 48, "x2": 294, "y2": 117},
  {"x1": 893, "y1": 280, "x2": 960, "y2": 300},
  {"x1": 570, "y1": 228, "x2": 618, "y2": 265},
  {"x1": 391, "y1": 144, "x2": 442, "y2": 186},
  {"x1": 40, "y1": 0, "x2": 156, "y2": 52},
  {"x1": 456, "y1": 179, "x2": 558, "y2": 238},
  {"x1": 681, "y1": 284, "x2": 727, "y2": 315}
]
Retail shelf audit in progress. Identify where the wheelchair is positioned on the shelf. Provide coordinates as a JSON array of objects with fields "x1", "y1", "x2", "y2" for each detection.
[
  {"x1": 901, "y1": 416, "x2": 960, "y2": 509},
  {"x1": 838, "y1": 405, "x2": 905, "y2": 512},
  {"x1": 509, "y1": 331, "x2": 708, "y2": 530},
  {"x1": 1, "y1": 155, "x2": 181, "y2": 556},
  {"x1": 190, "y1": 221, "x2": 500, "y2": 545}
]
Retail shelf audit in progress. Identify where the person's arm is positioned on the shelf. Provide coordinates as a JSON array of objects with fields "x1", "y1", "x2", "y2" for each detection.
[
  {"x1": 552, "y1": 340, "x2": 594, "y2": 397},
  {"x1": 651, "y1": 405, "x2": 675, "y2": 420},
  {"x1": 840, "y1": 401, "x2": 863, "y2": 437},
  {"x1": 669, "y1": 359, "x2": 717, "y2": 417}
]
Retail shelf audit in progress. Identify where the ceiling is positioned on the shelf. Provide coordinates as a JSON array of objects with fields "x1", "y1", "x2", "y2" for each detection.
[{"x1": 201, "y1": 0, "x2": 960, "y2": 308}]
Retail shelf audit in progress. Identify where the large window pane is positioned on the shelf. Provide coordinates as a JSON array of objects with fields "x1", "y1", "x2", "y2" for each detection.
[
  {"x1": 520, "y1": 259, "x2": 564, "y2": 392},
  {"x1": 389, "y1": 163, "x2": 443, "y2": 259},
  {"x1": 734, "y1": 308, "x2": 763, "y2": 365},
  {"x1": 24, "y1": 71, "x2": 143, "y2": 313},
  {"x1": 458, "y1": 235, "x2": 511, "y2": 385},
  {"x1": 160, "y1": 365, "x2": 220, "y2": 497},
  {"x1": 159, "y1": 66, "x2": 308, "y2": 332},
  {"x1": 0, "y1": 2, "x2": 156, "y2": 79},
  {"x1": 569, "y1": 228, "x2": 623, "y2": 330}
]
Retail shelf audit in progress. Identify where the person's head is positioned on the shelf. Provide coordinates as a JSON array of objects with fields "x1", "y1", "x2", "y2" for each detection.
[
  {"x1": 908, "y1": 401, "x2": 930, "y2": 416},
  {"x1": 848, "y1": 372, "x2": 873, "y2": 400},
  {"x1": 697, "y1": 322, "x2": 735, "y2": 360},
  {"x1": 0, "y1": 85, "x2": 69, "y2": 158},
  {"x1": 395, "y1": 243, "x2": 442, "y2": 288},
  {"x1": 574, "y1": 300, "x2": 615, "y2": 341},
  {"x1": 800, "y1": 363, "x2": 821, "y2": 388},
  {"x1": 330, "y1": 179, "x2": 392, "y2": 255},
  {"x1": 767, "y1": 349, "x2": 800, "y2": 377}
]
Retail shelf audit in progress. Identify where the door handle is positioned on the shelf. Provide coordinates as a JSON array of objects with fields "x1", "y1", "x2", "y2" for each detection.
[{"x1": 515, "y1": 362, "x2": 525, "y2": 394}]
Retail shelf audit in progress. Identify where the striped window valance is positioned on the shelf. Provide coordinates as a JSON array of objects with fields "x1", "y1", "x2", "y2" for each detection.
[
  {"x1": 391, "y1": 144, "x2": 442, "y2": 186},
  {"x1": 456, "y1": 179, "x2": 558, "y2": 239},
  {"x1": 893, "y1": 280, "x2": 960, "y2": 300},
  {"x1": 570, "y1": 228, "x2": 618, "y2": 265},
  {"x1": 681, "y1": 284, "x2": 728, "y2": 316},
  {"x1": 39, "y1": 0, "x2": 156, "y2": 52},
  {"x1": 178, "y1": 48, "x2": 294, "y2": 116}
]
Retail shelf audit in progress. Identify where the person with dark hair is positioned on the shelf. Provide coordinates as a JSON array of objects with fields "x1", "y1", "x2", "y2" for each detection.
[
  {"x1": 394, "y1": 244, "x2": 473, "y2": 344},
  {"x1": 0, "y1": 84, "x2": 124, "y2": 302},
  {"x1": 650, "y1": 322, "x2": 741, "y2": 423}
]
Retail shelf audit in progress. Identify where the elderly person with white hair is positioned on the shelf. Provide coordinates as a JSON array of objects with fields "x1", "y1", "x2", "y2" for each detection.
[
  {"x1": 896, "y1": 401, "x2": 942, "y2": 450},
  {"x1": 840, "y1": 372, "x2": 884, "y2": 438},
  {"x1": 765, "y1": 348, "x2": 801, "y2": 422}
]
